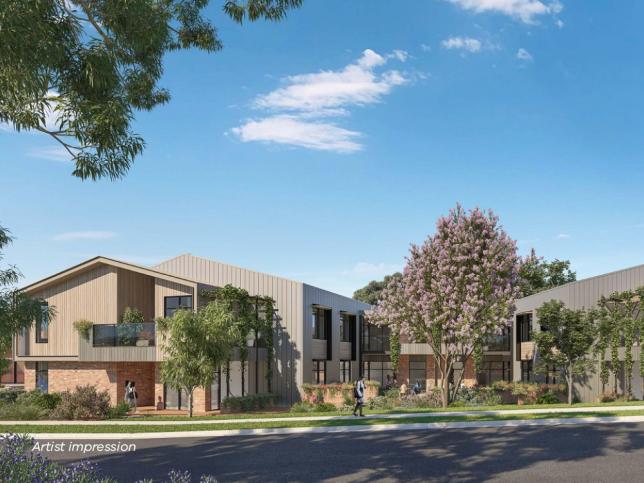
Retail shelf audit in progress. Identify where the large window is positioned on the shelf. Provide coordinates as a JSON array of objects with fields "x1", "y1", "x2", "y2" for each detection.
[
  {"x1": 478, "y1": 360, "x2": 512, "y2": 386},
  {"x1": 312, "y1": 360, "x2": 326, "y2": 384},
  {"x1": 409, "y1": 356, "x2": 427, "y2": 389},
  {"x1": 544, "y1": 364, "x2": 559, "y2": 384},
  {"x1": 36, "y1": 303, "x2": 49, "y2": 343},
  {"x1": 516, "y1": 313, "x2": 533, "y2": 343},
  {"x1": 339, "y1": 313, "x2": 353, "y2": 342},
  {"x1": 362, "y1": 359, "x2": 393, "y2": 386},
  {"x1": 312, "y1": 307, "x2": 327, "y2": 340},
  {"x1": 521, "y1": 360, "x2": 533, "y2": 382},
  {"x1": 340, "y1": 360, "x2": 351, "y2": 383},
  {"x1": 36, "y1": 362, "x2": 48, "y2": 393},
  {"x1": 361, "y1": 320, "x2": 390, "y2": 353},
  {"x1": 164, "y1": 296, "x2": 193, "y2": 318}
]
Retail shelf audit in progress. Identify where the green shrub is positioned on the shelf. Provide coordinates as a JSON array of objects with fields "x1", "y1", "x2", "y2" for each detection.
[
  {"x1": 314, "y1": 402, "x2": 336, "y2": 412},
  {"x1": 16, "y1": 390, "x2": 62, "y2": 411},
  {"x1": 221, "y1": 393, "x2": 278, "y2": 412},
  {"x1": 368, "y1": 396, "x2": 394, "y2": 410},
  {"x1": 454, "y1": 386, "x2": 502, "y2": 407},
  {"x1": 119, "y1": 306, "x2": 145, "y2": 324},
  {"x1": 0, "y1": 403, "x2": 49, "y2": 420},
  {"x1": 536, "y1": 391, "x2": 560, "y2": 405},
  {"x1": 51, "y1": 385, "x2": 112, "y2": 420},
  {"x1": 598, "y1": 392, "x2": 616, "y2": 403},
  {"x1": 0, "y1": 388, "x2": 23, "y2": 406},
  {"x1": 290, "y1": 402, "x2": 315, "y2": 413},
  {"x1": 108, "y1": 401, "x2": 131, "y2": 419},
  {"x1": 73, "y1": 318, "x2": 93, "y2": 340}
]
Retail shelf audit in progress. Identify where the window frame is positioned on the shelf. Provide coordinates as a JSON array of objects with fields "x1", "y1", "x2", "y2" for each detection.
[
  {"x1": 340, "y1": 360, "x2": 351, "y2": 383},
  {"x1": 312, "y1": 307, "x2": 327, "y2": 340},
  {"x1": 35, "y1": 303, "x2": 49, "y2": 344},
  {"x1": 516, "y1": 313, "x2": 533, "y2": 343},
  {"x1": 35, "y1": 361, "x2": 49, "y2": 393},
  {"x1": 164, "y1": 295, "x2": 193, "y2": 318},
  {"x1": 312, "y1": 359, "x2": 326, "y2": 384}
]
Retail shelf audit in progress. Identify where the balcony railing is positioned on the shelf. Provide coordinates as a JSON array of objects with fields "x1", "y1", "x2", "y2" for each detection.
[{"x1": 93, "y1": 323, "x2": 156, "y2": 348}]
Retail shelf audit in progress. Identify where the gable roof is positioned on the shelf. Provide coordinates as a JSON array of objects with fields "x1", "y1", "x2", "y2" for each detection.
[{"x1": 21, "y1": 256, "x2": 198, "y2": 294}]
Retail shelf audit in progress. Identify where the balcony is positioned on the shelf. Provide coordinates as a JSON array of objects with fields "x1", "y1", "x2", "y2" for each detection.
[
  {"x1": 79, "y1": 323, "x2": 157, "y2": 362},
  {"x1": 93, "y1": 322, "x2": 156, "y2": 347}
]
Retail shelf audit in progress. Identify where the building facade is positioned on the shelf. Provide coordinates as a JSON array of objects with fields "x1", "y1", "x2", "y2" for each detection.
[{"x1": 14, "y1": 254, "x2": 369, "y2": 411}]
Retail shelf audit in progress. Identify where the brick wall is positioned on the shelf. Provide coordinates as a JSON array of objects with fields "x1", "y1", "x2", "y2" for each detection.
[
  {"x1": 398, "y1": 355, "x2": 410, "y2": 384},
  {"x1": 116, "y1": 362, "x2": 156, "y2": 406}
]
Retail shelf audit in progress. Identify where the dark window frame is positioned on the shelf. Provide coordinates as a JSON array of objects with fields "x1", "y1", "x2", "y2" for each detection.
[
  {"x1": 521, "y1": 360, "x2": 533, "y2": 382},
  {"x1": 312, "y1": 307, "x2": 327, "y2": 340},
  {"x1": 35, "y1": 303, "x2": 49, "y2": 343},
  {"x1": 312, "y1": 359, "x2": 326, "y2": 384},
  {"x1": 36, "y1": 361, "x2": 48, "y2": 393},
  {"x1": 164, "y1": 295, "x2": 193, "y2": 318},
  {"x1": 340, "y1": 360, "x2": 351, "y2": 383},
  {"x1": 409, "y1": 355, "x2": 427, "y2": 389},
  {"x1": 516, "y1": 313, "x2": 533, "y2": 343},
  {"x1": 478, "y1": 360, "x2": 512, "y2": 385}
]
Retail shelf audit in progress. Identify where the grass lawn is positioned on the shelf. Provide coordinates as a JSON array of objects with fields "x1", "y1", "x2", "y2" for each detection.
[
  {"x1": 2, "y1": 409, "x2": 644, "y2": 434},
  {"x1": 114, "y1": 400, "x2": 644, "y2": 421}
]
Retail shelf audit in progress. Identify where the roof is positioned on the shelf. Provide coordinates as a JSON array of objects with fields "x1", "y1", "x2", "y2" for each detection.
[{"x1": 21, "y1": 256, "x2": 198, "y2": 293}]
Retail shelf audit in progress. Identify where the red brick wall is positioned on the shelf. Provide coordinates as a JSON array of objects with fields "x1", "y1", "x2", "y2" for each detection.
[
  {"x1": 116, "y1": 362, "x2": 156, "y2": 406},
  {"x1": 398, "y1": 355, "x2": 410, "y2": 385}
]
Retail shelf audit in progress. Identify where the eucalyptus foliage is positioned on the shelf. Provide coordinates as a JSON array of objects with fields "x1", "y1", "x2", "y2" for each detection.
[
  {"x1": 0, "y1": 0, "x2": 302, "y2": 180},
  {"x1": 0, "y1": 226, "x2": 52, "y2": 372},
  {"x1": 370, "y1": 205, "x2": 521, "y2": 407},
  {"x1": 533, "y1": 300, "x2": 596, "y2": 405}
]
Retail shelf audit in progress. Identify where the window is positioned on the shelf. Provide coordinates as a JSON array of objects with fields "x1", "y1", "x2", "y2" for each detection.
[
  {"x1": 36, "y1": 303, "x2": 49, "y2": 343},
  {"x1": 545, "y1": 364, "x2": 559, "y2": 384},
  {"x1": 312, "y1": 307, "x2": 327, "y2": 340},
  {"x1": 521, "y1": 361, "x2": 533, "y2": 382},
  {"x1": 409, "y1": 356, "x2": 427, "y2": 390},
  {"x1": 340, "y1": 360, "x2": 351, "y2": 383},
  {"x1": 339, "y1": 313, "x2": 353, "y2": 342},
  {"x1": 478, "y1": 360, "x2": 512, "y2": 386},
  {"x1": 312, "y1": 360, "x2": 326, "y2": 384},
  {"x1": 516, "y1": 313, "x2": 533, "y2": 343},
  {"x1": 361, "y1": 319, "x2": 390, "y2": 353},
  {"x1": 36, "y1": 362, "x2": 48, "y2": 393},
  {"x1": 361, "y1": 359, "x2": 393, "y2": 386},
  {"x1": 164, "y1": 296, "x2": 193, "y2": 318}
]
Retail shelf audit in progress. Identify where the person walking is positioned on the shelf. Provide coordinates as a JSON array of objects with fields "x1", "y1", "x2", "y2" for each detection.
[
  {"x1": 123, "y1": 380, "x2": 130, "y2": 404},
  {"x1": 353, "y1": 376, "x2": 366, "y2": 417},
  {"x1": 130, "y1": 381, "x2": 138, "y2": 412}
]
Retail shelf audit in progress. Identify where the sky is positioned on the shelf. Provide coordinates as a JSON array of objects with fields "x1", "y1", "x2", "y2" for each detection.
[{"x1": 2, "y1": 0, "x2": 644, "y2": 297}]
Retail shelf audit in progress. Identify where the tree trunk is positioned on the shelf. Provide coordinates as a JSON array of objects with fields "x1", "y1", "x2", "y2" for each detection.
[
  {"x1": 567, "y1": 369, "x2": 573, "y2": 405},
  {"x1": 188, "y1": 389, "x2": 193, "y2": 418},
  {"x1": 442, "y1": 365, "x2": 449, "y2": 408}
]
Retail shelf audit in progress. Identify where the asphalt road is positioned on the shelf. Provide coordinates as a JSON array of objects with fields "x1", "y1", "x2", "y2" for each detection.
[{"x1": 44, "y1": 422, "x2": 644, "y2": 482}]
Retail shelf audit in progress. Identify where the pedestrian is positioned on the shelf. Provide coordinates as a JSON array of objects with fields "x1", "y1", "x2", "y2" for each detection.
[
  {"x1": 130, "y1": 381, "x2": 138, "y2": 412},
  {"x1": 353, "y1": 376, "x2": 366, "y2": 417},
  {"x1": 123, "y1": 380, "x2": 130, "y2": 404}
]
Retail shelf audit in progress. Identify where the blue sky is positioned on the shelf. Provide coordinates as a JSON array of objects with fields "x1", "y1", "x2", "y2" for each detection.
[{"x1": 2, "y1": 0, "x2": 644, "y2": 296}]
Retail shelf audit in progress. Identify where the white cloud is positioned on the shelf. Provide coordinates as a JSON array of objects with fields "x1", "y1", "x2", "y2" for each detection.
[
  {"x1": 27, "y1": 146, "x2": 71, "y2": 163},
  {"x1": 231, "y1": 49, "x2": 409, "y2": 152},
  {"x1": 53, "y1": 231, "x2": 117, "y2": 241},
  {"x1": 556, "y1": 19, "x2": 564, "y2": 28},
  {"x1": 420, "y1": 43, "x2": 432, "y2": 52},
  {"x1": 517, "y1": 48, "x2": 534, "y2": 61},
  {"x1": 231, "y1": 115, "x2": 362, "y2": 153},
  {"x1": 441, "y1": 36, "x2": 483, "y2": 53},
  {"x1": 555, "y1": 233, "x2": 571, "y2": 240},
  {"x1": 446, "y1": 0, "x2": 563, "y2": 24}
]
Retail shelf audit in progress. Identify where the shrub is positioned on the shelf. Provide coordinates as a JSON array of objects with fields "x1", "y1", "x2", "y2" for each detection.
[
  {"x1": 0, "y1": 388, "x2": 23, "y2": 406},
  {"x1": 221, "y1": 393, "x2": 278, "y2": 412},
  {"x1": 0, "y1": 403, "x2": 49, "y2": 420},
  {"x1": 368, "y1": 396, "x2": 394, "y2": 410},
  {"x1": 108, "y1": 401, "x2": 131, "y2": 419},
  {"x1": 73, "y1": 319, "x2": 93, "y2": 340},
  {"x1": 290, "y1": 402, "x2": 315, "y2": 413},
  {"x1": 51, "y1": 385, "x2": 112, "y2": 420},
  {"x1": 119, "y1": 307, "x2": 145, "y2": 324},
  {"x1": 454, "y1": 386, "x2": 502, "y2": 407},
  {"x1": 314, "y1": 402, "x2": 337, "y2": 412},
  {"x1": 536, "y1": 391, "x2": 560, "y2": 405},
  {"x1": 598, "y1": 392, "x2": 616, "y2": 403},
  {"x1": 491, "y1": 380, "x2": 513, "y2": 392},
  {"x1": 16, "y1": 390, "x2": 62, "y2": 411}
]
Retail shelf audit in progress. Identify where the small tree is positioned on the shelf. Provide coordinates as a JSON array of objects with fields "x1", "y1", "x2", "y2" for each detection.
[
  {"x1": 533, "y1": 300, "x2": 596, "y2": 405},
  {"x1": 158, "y1": 301, "x2": 238, "y2": 417},
  {"x1": 370, "y1": 205, "x2": 520, "y2": 407}
]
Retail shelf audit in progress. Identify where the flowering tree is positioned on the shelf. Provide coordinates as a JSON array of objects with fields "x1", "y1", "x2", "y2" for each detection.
[{"x1": 369, "y1": 205, "x2": 521, "y2": 407}]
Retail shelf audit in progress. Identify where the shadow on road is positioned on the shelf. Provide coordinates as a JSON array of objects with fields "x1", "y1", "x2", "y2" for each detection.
[{"x1": 51, "y1": 423, "x2": 644, "y2": 482}]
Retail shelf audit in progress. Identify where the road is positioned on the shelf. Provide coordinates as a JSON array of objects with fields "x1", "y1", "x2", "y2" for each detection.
[{"x1": 44, "y1": 422, "x2": 644, "y2": 482}]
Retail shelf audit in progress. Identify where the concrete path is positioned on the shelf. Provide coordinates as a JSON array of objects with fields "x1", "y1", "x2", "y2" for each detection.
[
  {"x1": 1, "y1": 404, "x2": 642, "y2": 426},
  {"x1": 7, "y1": 414, "x2": 644, "y2": 440}
]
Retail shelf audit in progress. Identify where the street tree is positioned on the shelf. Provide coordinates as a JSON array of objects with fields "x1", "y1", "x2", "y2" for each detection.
[
  {"x1": 157, "y1": 301, "x2": 239, "y2": 417},
  {"x1": 370, "y1": 205, "x2": 521, "y2": 407},
  {"x1": 533, "y1": 300, "x2": 596, "y2": 405},
  {"x1": 518, "y1": 249, "x2": 576, "y2": 297},
  {"x1": 353, "y1": 272, "x2": 402, "y2": 305},
  {"x1": 0, "y1": 0, "x2": 303, "y2": 180},
  {"x1": 0, "y1": 226, "x2": 53, "y2": 373}
]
